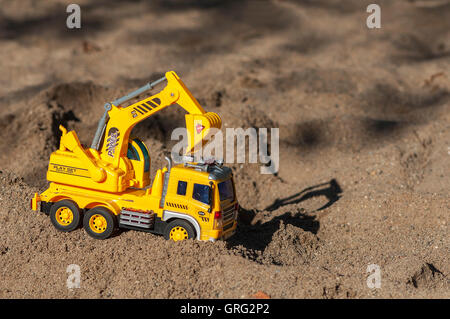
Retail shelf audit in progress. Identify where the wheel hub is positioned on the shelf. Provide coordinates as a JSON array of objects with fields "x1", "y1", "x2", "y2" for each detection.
[
  {"x1": 169, "y1": 226, "x2": 188, "y2": 241},
  {"x1": 89, "y1": 214, "x2": 107, "y2": 233},
  {"x1": 55, "y1": 207, "x2": 73, "y2": 225}
]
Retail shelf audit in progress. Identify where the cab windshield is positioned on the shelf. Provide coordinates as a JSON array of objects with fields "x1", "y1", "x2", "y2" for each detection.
[{"x1": 218, "y1": 179, "x2": 234, "y2": 202}]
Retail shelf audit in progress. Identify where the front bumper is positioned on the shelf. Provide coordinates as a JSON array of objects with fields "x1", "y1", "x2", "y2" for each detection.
[
  {"x1": 222, "y1": 226, "x2": 236, "y2": 240},
  {"x1": 208, "y1": 221, "x2": 237, "y2": 242}
]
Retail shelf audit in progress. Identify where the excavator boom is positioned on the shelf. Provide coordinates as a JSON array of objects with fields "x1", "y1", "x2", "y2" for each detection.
[{"x1": 96, "y1": 71, "x2": 221, "y2": 168}]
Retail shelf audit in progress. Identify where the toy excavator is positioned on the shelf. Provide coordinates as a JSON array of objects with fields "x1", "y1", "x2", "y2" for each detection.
[{"x1": 31, "y1": 71, "x2": 238, "y2": 241}]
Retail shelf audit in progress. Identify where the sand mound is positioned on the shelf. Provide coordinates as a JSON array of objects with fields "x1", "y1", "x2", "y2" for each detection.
[{"x1": 261, "y1": 221, "x2": 319, "y2": 266}]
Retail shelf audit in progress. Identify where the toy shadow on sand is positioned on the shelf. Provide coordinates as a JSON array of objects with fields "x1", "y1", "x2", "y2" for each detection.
[
  {"x1": 264, "y1": 178, "x2": 342, "y2": 213},
  {"x1": 227, "y1": 179, "x2": 342, "y2": 252}
]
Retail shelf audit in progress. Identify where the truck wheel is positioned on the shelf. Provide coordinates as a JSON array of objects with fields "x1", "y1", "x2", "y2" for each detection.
[
  {"x1": 83, "y1": 207, "x2": 117, "y2": 240},
  {"x1": 164, "y1": 219, "x2": 196, "y2": 242},
  {"x1": 49, "y1": 200, "x2": 81, "y2": 232}
]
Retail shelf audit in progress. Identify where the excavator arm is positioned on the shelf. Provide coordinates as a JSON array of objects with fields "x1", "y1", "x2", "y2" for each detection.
[
  {"x1": 46, "y1": 71, "x2": 222, "y2": 192},
  {"x1": 94, "y1": 71, "x2": 221, "y2": 168}
]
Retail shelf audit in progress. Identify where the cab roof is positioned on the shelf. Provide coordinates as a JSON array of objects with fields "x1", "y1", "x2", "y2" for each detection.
[{"x1": 172, "y1": 163, "x2": 232, "y2": 182}]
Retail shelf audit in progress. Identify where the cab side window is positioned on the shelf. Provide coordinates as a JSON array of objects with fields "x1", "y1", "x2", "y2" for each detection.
[
  {"x1": 177, "y1": 181, "x2": 187, "y2": 196},
  {"x1": 193, "y1": 183, "x2": 210, "y2": 205}
]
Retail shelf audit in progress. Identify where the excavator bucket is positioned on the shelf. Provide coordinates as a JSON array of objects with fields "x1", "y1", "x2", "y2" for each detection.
[{"x1": 185, "y1": 112, "x2": 222, "y2": 154}]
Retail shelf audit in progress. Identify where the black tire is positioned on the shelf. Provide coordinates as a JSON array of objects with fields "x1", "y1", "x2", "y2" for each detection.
[
  {"x1": 49, "y1": 199, "x2": 81, "y2": 232},
  {"x1": 164, "y1": 219, "x2": 196, "y2": 241},
  {"x1": 83, "y1": 207, "x2": 117, "y2": 240}
]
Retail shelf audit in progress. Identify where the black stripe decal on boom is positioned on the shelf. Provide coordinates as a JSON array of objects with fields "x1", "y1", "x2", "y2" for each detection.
[
  {"x1": 141, "y1": 103, "x2": 153, "y2": 111},
  {"x1": 137, "y1": 106, "x2": 148, "y2": 113},
  {"x1": 133, "y1": 107, "x2": 144, "y2": 114},
  {"x1": 148, "y1": 101, "x2": 158, "y2": 108}
]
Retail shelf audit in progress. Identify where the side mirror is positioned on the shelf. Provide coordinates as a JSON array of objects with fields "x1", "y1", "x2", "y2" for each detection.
[{"x1": 208, "y1": 182, "x2": 214, "y2": 213}]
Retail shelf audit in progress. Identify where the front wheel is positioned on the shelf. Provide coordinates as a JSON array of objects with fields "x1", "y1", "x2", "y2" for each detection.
[
  {"x1": 164, "y1": 219, "x2": 196, "y2": 242},
  {"x1": 49, "y1": 199, "x2": 81, "y2": 232},
  {"x1": 83, "y1": 207, "x2": 117, "y2": 240}
]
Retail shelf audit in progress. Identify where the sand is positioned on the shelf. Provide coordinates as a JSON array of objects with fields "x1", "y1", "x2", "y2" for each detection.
[{"x1": 0, "y1": 0, "x2": 448, "y2": 298}]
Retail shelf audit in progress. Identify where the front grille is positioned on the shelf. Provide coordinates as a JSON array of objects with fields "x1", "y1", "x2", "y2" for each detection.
[
  {"x1": 223, "y1": 205, "x2": 235, "y2": 224},
  {"x1": 223, "y1": 221, "x2": 234, "y2": 232}
]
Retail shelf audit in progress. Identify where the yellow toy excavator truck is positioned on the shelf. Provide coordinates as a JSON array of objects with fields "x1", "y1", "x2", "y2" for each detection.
[{"x1": 31, "y1": 71, "x2": 238, "y2": 241}]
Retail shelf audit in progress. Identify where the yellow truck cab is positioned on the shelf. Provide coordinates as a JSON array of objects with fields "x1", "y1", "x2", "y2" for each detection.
[{"x1": 161, "y1": 158, "x2": 238, "y2": 241}]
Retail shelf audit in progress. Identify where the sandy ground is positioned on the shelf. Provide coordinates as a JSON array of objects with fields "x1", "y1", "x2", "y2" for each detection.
[{"x1": 0, "y1": 0, "x2": 449, "y2": 298}]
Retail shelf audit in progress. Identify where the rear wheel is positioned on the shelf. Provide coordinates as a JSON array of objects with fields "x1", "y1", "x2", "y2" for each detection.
[
  {"x1": 49, "y1": 200, "x2": 81, "y2": 232},
  {"x1": 164, "y1": 219, "x2": 195, "y2": 242},
  {"x1": 83, "y1": 207, "x2": 117, "y2": 240}
]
